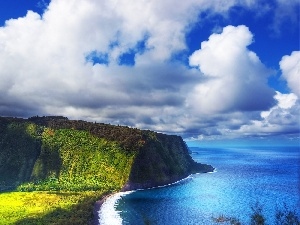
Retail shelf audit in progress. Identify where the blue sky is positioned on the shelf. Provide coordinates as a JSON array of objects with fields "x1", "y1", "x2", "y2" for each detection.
[{"x1": 0, "y1": 0, "x2": 299, "y2": 146}]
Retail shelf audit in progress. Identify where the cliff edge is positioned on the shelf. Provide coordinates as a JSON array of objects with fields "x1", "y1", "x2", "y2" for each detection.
[
  {"x1": 123, "y1": 132, "x2": 213, "y2": 190},
  {"x1": 0, "y1": 116, "x2": 213, "y2": 192}
]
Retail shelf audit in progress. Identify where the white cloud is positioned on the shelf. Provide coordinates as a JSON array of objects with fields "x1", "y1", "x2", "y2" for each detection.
[
  {"x1": 185, "y1": 92, "x2": 299, "y2": 141},
  {"x1": 273, "y1": 91, "x2": 298, "y2": 109},
  {"x1": 187, "y1": 25, "x2": 275, "y2": 114},
  {"x1": 0, "y1": 0, "x2": 240, "y2": 118},
  {"x1": 239, "y1": 92, "x2": 300, "y2": 135},
  {"x1": 280, "y1": 51, "x2": 300, "y2": 98},
  {"x1": 0, "y1": 0, "x2": 298, "y2": 142}
]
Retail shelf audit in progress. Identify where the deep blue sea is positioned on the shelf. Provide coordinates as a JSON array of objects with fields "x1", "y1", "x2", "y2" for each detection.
[{"x1": 99, "y1": 146, "x2": 300, "y2": 225}]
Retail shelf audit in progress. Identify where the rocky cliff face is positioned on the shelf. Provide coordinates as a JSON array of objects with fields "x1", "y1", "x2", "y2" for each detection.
[
  {"x1": 0, "y1": 116, "x2": 213, "y2": 192},
  {"x1": 123, "y1": 133, "x2": 213, "y2": 190}
]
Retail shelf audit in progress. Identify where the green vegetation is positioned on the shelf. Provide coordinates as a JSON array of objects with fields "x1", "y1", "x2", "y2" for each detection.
[
  {"x1": 0, "y1": 117, "x2": 136, "y2": 192},
  {"x1": 0, "y1": 116, "x2": 212, "y2": 224},
  {"x1": 0, "y1": 191, "x2": 107, "y2": 225},
  {"x1": 0, "y1": 117, "x2": 138, "y2": 224},
  {"x1": 18, "y1": 128, "x2": 135, "y2": 192},
  {"x1": 130, "y1": 132, "x2": 202, "y2": 185},
  {"x1": 0, "y1": 120, "x2": 41, "y2": 190}
]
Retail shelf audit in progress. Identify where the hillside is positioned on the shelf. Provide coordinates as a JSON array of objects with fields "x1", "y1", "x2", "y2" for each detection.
[{"x1": 0, "y1": 116, "x2": 213, "y2": 192}]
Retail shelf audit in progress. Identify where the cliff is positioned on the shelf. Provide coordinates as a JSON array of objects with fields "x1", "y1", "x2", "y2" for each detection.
[
  {"x1": 0, "y1": 116, "x2": 213, "y2": 192},
  {"x1": 123, "y1": 132, "x2": 213, "y2": 190}
]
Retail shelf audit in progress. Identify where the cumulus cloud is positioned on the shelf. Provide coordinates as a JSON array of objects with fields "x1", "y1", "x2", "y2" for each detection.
[
  {"x1": 188, "y1": 25, "x2": 275, "y2": 114},
  {"x1": 0, "y1": 0, "x2": 298, "y2": 142},
  {"x1": 185, "y1": 91, "x2": 300, "y2": 143},
  {"x1": 234, "y1": 51, "x2": 299, "y2": 139},
  {"x1": 0, "y1": 0, "x2": 245, "y2": 120},
  {"x1": 185, "y1": 49, "x2": 300, "y2": 141},
  {"x1": 237, "y1": 92, "x2": 300, "y2": 136},
  {"x1": 280, "y1": 51, "x2": 300, "y2": 98}
]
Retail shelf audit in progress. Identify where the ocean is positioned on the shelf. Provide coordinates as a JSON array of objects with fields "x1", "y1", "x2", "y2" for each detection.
[{"x1": 98, "y1": 146, "x2": 300, "y2": 225}]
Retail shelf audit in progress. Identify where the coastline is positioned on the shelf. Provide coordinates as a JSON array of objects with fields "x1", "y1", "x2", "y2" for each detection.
[
  {"x1": 92, "y1": 192, "x2": 119, "y2": 225},
  {"x1": 92, "y1": 195, "x2": 106, "y2": 225},
  {"x1": 93, "y1": 169, "x2": 215, "y2": 225}
]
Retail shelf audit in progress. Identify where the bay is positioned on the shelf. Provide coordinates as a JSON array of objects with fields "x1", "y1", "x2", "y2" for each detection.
[{"x1": 101, "y1": 146, "x2": 300, "y2": 225}]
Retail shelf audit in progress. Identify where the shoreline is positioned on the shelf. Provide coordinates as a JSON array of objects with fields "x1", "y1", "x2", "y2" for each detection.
[
  {"x1": 92, "y1": 196, "x2": 104, "y2": 225},
  {"x1": 92, "y1": 192, "x2": 118, "y2": 225},
  {"x1": 93, "y1": 170, "x2": 215, "y2": 225}
]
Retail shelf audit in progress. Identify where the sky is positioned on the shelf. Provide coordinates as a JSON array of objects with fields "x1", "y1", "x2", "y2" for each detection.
[{"x1": 0, "y1": 0, "x2": 299, "y2": 146}]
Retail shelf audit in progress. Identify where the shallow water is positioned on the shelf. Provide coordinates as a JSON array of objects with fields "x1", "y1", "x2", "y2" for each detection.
[{"x1": 99, "y1": 146, "x2": 300, "y2": 225}]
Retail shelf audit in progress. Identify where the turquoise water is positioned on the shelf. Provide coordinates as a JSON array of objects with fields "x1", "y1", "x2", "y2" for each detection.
[{"x1": 100, "y1": 146, "x2": 300, "y2": 224}]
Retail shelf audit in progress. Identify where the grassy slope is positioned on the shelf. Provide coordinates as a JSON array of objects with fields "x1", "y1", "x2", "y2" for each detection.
[
  {"x1": 0, "y1": 118, "x2": 137, "y2": 224},
  {"x1": 18, "y1": 128, "x2": 136, "y2": 192},
  {"x1": 0, "y1": 191, "x2": 106, "y2": 225}
]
